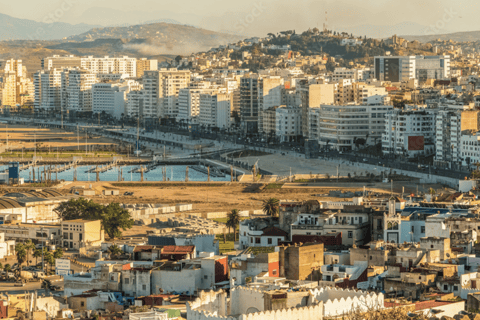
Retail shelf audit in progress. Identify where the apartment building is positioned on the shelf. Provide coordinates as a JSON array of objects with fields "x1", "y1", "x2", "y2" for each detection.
[
  {"x1": 61, "y1": 69, "x2": 97, "y2": 113},
  {"x1": 297, "y1": 80, "x2": 335, "y2": 138},
  {"x1": 316, "y1": 104, "x2": 392, "y2": 151},
  {"x1": 460, "y1": 131, "x2": 480, "y2": 167},
  {"x1": 136, "y1": 58, "x2": 158, "y2": 78},
  {"x1": 435, "y1": 109, "x2": 479, "y2": 166},
  {"x1": 355, "y1": 83, "x2": 389, "y2": 105},
  {"x1": 335, "y1": 80, "x2": 356, "y2": 105},
  {"x1": 34, "y1": 69, "x2": 62, "y2": 111},
  {"x1": 42, "y1": 55, "x2": 137, "y2": 78},
  {"x1": 125, "y1": 90, "x2": 143, "y2": 118},
  {"x1": 332, "y1": 67, "x2": 370, "y2": 82},
  {"x1": 177, "y1": 84, "x2": 215, "y2": 123},
  {"x1": 92, "y1": 83, "x2": 128, "y2": 118},
  {"x1": 275, "y1": 105, "x2": 302, "y2": 142},
  {"x1": 382, "y1": 109, "x2": 436, "y2": 158},
  {"x1": 61, "y1": 219, "x2": 104, "y2": 250},
  {"x1": 239, "y1": 75, "x2": 283, "y2": 133},
  {"x1": 0, "y1": 59, "x2": 25, "y2": 106},
  {"x1": 198, "y1": 92, "x2": 232, "y2": 129}
]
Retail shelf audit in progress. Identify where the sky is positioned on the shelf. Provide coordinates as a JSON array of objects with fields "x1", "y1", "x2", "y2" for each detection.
[{"x1": 1, "y1": 0, "x2": 479, "y2": 37}]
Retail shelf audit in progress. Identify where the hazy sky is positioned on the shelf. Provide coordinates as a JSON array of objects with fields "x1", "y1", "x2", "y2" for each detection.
[{"x1": 1, "y1": 0, "x2": 479, "y2": 36}]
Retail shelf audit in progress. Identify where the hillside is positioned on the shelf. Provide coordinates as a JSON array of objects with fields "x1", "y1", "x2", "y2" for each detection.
[
  {"x1": 66, "y1": 22, "x2": 245, "y2": 55},
  {"x1": 0, "y1": 13, "x2": 100, "y2": 41},
  {"x1": 401, "y1": 30, "x2": 480, "y2": 43}
]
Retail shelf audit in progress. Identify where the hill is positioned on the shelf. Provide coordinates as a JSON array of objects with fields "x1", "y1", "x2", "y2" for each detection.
[
  {"x1": 0, "y1": 13, "x2": 100, "y2": 41},
  {"x1": 401, "y1": 30, "x2": 480, "y2": 43},
  {"x1": 65, "y1": 22, "x2": 245, "y2": 55}
]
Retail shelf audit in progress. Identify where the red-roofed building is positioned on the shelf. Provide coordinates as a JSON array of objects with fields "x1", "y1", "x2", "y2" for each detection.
[{"x1": 161, "y1": 245, "x2": 196, "y2": 261}]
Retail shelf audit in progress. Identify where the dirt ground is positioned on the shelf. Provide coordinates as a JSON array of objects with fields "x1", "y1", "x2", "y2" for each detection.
[
  {"x1": 59, "y1": 180, "x2": 449, "y2": 214},
  {"x1": 0, "y1": 125, "x2": 120, "y2": 151}
]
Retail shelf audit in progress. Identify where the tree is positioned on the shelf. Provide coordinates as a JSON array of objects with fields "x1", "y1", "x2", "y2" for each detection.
[
  {"x1": 53, "y1": 248, "x2": 63, "y2": 260},
  {"x1": 226, "y1": 209, "x2": 240, "y2": 241},
  {"x1": 107, "y1": 244, "x2": 123, "y2": 256},
  {"x1": 0, "y1": 263, "x2": 3, "y2": 271},
  {"x1": 101, "y1": 203, "x2": 135, "y2": 239},
  {"x1": 15, "y1": 243, "x2": 27, "y2": 270},
  {"x1": 4, "y1": 264, "x2": 11, "y2": 272},
  {"x1": 33, "y1": 249, "x2": 42, "y2": 266},
  {"x1": 263, "y1": 198, "x2": 280, "y2": 217},
  {"x1": 24, "y1": 240, "x2": 35, "y2": 266},
  {"x1": 55, "y1": 198, "x2": 134, "y2": 239}
]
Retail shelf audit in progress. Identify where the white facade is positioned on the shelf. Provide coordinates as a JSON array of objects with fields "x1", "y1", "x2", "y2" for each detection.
[
  {"x1": 198, "y1": 92, "x2": 231, "y2": 129},
  {"x1": 34, "y1": 69, "x2": 62, "y2": 110},
  {"x1": 275, "y1": 106, "x2": 301, "y2": 142},
  {"x1": 61, "y1": 69, "x2": 97, "y2": 113},
  {"x1": 382, "y1": 109, "x2": 436, "y2": 158},
  {"x1": 92, "y1": 83, "x2": 127, "y2": 118},
  {"x1": 313, "y1": 104, "x2": 393, "y2": 151}
]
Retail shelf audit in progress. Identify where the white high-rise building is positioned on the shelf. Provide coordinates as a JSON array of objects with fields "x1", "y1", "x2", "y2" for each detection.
[
  {"x1": 142, "y1": 69, "x2": 191, "y2": 118},
  {"x1": 42, "y1": 55, "x2": 137, "y2": 78},
  {"x1": 34, "y1": 69, "x2": 62, "y2": 111},
  {"x1": 199, "y1": 92, "x2": 231, "y2": 129},
  {"x1": 92, "y1": 83, "x2": 128, "y2": 118},
  {"x1": 275, "y1": 106, "x2": 302, "y2": 142},
  {"x1": 61, "y1": 69, "x2": 97, "y2": 113},
  {"x1": 382, "y1": 109, "x2": 437, "y2": 159}
]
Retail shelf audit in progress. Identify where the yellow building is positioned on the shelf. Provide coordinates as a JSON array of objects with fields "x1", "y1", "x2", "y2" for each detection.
[
  {"x1": 61, "y1": 219, "x2": 104, "y2": 249},
  {"x1": 136, "y1": 58, "x2": 158, "y2": 78}
]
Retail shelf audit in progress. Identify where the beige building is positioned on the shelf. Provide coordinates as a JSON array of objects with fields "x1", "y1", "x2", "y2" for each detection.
[
  {"x1": 136, "y1": 58, "x2": 158, "y2": 78},
  {"x1": 0, "y1": 59, "x2": 26, "y2": 106},
  {"x1": 61, "y1": 219, "x2": 104, "y2": 249},
  {"x1": 297, "y1": 81, "x2": 335, "y2": 137}
]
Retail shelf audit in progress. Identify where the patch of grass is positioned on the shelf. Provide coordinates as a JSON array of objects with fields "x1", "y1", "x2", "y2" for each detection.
[
  {"x1": 265, "y1": 183, "x2": 284, "y2": 189},
  {"x1": 216, "y1": 233, "x2": 236, "y2": 254},
  {"x1": 245, "y1": 246, "x2": 276, "y2": 255},
  {"x1": 212, "y1": 217, "x2": 248, "y2": 224}
]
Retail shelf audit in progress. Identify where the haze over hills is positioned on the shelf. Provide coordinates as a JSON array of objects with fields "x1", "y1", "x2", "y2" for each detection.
[
  {"x1": 401, "y1": 30, "x2": 480, "y2": 43},
  {"x1": 65, "y1": 23, "x2": 245, "y2": 55},
  {"x1": 0, "y1": 13, "x2": 101, "y2": 41},
  {"x1": 335, "y1": 22, "x2": 453, "y2": 39}
]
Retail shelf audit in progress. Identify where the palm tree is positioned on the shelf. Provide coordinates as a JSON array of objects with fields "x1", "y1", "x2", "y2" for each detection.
[
  {"x1": 263, "y1": 198, "x2": 280, "y2": 217},
  {"x1": 107, "y1": 245, "x2": 123, "y2": 256},
  {"x1": 226, "y1": 209, "x2": 240, "y2": 241},
  {"x1": 24, "y1": 240, "x2": 35, "y2": 266},
  {"x1": 33, "y1": 249, "x2": 42, "y2": 266}
]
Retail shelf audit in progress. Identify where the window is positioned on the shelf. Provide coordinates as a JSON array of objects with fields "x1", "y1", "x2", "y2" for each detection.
[
  {"x1": 443, "y1": 285, "x2": 448, "y2": 290},
  {"x1": 204, "y1": 275, "x2": 208, "y2": 279},
  {"x1": 454, "y1": 286, "x2": 458, "y2": 291},
  {"x1": 411, "y1": 226, "x2": 414, "y2": 232},
  {"x1": 79, "y1": 234, "x2": 83, "y2": 241},
  {"x1": 348, "y1": 231, "x2": 353, "y2": 238},
  {"x1": 268, "y1": 238, "x2": 272, "y2": 244},
  {"x1": 70, "y1": 233, "x2": 73, "y2": 240},
  {"x1": 272, "y1": 269, "x2": 277, "y2": 275},
  {"x1": 255, "y1": 238, "x2": 261, "y2": 244},
  {"x1": 421, "y1": 226, "x2": 425, "y2": 233},
  {"x1": 370, "y1": 256, "x2": 372, "y2": 260},
  {"x1": 142, "y1": 284, "x2": 146, "y2": 291},
  {"x1": 431, "y1": 245, "x2": 434, "y2": 249},
  {"x1": 81, "y1": 302, "x2": 84, "y2": 307},
  {"x1": 124, "y1": 278, "x2": 129, "y2": 284},
  {"x1": 250, "y1": 238, "x2": 253, "y2": 243}
]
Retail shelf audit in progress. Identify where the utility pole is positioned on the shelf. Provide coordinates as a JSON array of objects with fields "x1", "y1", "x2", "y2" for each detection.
[
  {"x1": 77, "y1": 125, "x2": 79, "y2": 151},
  {"x1": 6, "y1": 124, "x2": 8, "y2": 153}
]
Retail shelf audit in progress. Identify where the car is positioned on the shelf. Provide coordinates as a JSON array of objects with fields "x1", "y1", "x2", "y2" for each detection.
[
  {"x1": 124, "y1": 192, "x2": 134, "y2": 196},
  {"x1": 363, "y1": 159, "x2": 368, "y2": 162}
]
